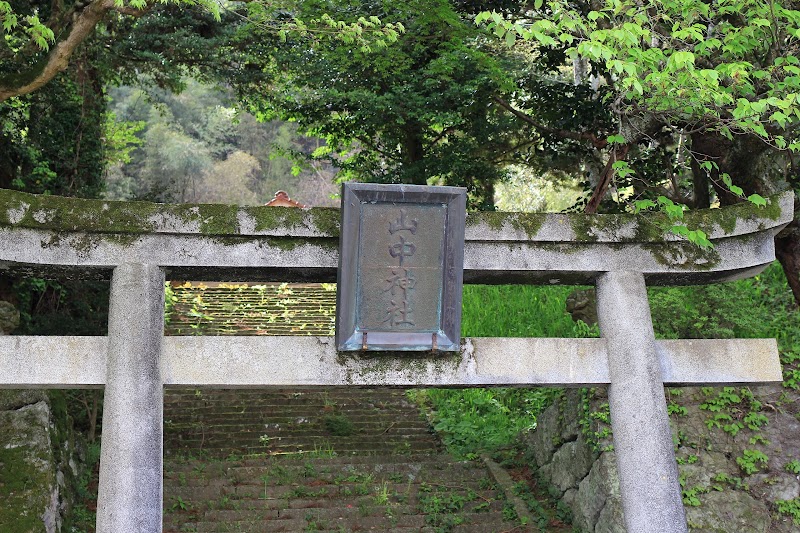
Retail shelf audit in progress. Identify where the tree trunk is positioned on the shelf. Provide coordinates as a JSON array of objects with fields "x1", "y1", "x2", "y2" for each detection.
[
  {"x1": 775, "y1": 199, "x2": 800, "y2": 307},
  {"x1": 401, "y1": 123, "x2": 426, "y2": 185},
  {"x1": 690, "y1": 131, "x2": 799, "y2": 306},
  {"x1": 689, "y1": 157, "x2": 711, "y2": 209}
]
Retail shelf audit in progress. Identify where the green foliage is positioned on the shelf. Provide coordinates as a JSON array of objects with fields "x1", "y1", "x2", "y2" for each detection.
[
  {"x1": 235, "y1": 0, "x2": 520, "y2": 208},
  {"x1": 681, "y1": 478, "x2": 709, "y2": 507},
  {"x1": 2, "y1": 70, "x2": 106, "y2": 197},
  {"x1": 785, "y1": 460, "x2": 800, "y2": 475},
  {"x1": 667, "y1": 402, "x2": 687, "y2": 417},
  {"x1": 776, "y1": 497, "x2": 800, "y2": 525},
  {"x1": 477, "y1": 0, "x2": 800, "y2": 147},
  {"x1": 321, "y1": 414, "x2": 355, "y2": 436},
  {"x1": 105, "y1": 81, "x2": 338, "y2": 205},
  {"x1": 422, "y1": 284, "x2": 597, "y2": 458},
  {"x1": 417, "y1": 482, "x2": 475, "y2": 532},
  {"x1": 736, "y1": 449, "x2": 769, "y2": 475},
  {"x1": 699, "y1": 386, "x2": 768, "y2": 437},
  {"x1": 711, "y1": 472, "x2": 746, "y2": 491},
  {"x1": 649, "y1": 263, "x2": 796, "y2": 341},
  {"x1": 14, "y1": 278, "x2": 109, "y2": 335},
  {"x1": 461, "y1": 284, "x2": 597, "y2": 338}
]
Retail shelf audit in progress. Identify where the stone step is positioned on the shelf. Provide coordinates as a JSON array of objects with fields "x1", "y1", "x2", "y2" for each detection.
[
  {"x1": 166, "y1": 513, "x2": 513, "y2": 533},
  {"x1": 169, "y1": 472, "x2": 490, "y2": 490},
  {"x1": 164, "y1": 443, "x2": 439, "y2": 458},
  {"x1": 165, "y1": 483, "x2": 499, "y2": 506},
  {"x1": 164, "y1": 389, "x2": 413, "y2": 401},
  {"x1": 164, "y1": 419, "x2": 430, "y2": 431},
  {"x1": 166, "y1": 454, "x2": 468, "y2": 472},
  {"x1": 163, "y1": 405, "x2": 419, "y2": 414},
  {"x1": 165, "y1": 432, "x2": 437, "y2": 443}
]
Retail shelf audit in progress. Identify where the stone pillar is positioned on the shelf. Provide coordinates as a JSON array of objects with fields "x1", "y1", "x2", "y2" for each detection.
[
  {"x1": 97, "y1": 263, "x2": 164, "y2": 533},
  {"x1": 596, "y1": 271, "x2": 687, "y2": 533}
]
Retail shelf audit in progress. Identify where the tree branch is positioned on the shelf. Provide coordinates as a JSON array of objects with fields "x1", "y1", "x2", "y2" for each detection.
[
  {"x1": 0, "y1": 0, "x2": 150, "y2": 102},
  {"x1": 492, "y1": 96, "x2": 608, "y2": 149},
  {"x1": 584, "y1": 143, "x2": 631, "y2": 214}
]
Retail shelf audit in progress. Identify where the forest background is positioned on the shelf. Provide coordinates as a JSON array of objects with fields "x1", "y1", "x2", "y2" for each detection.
[{"x1": 2, "y1": 0, "x2": 800, "y2": 309}]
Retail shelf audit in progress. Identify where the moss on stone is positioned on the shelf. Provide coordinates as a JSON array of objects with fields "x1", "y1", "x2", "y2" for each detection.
[
  {"x1": 468, "y1": 211, "x2": 508, "y2": 233},
  {"x1": 0, "y1": 189, "x2": 161, "y2": 234},
  {"x1": 647, "y1": 242, "x2": 722, "y2": 270},
  {"x1": 568, "y1": 213, "x2": 638, "y2": 242},
  {"x1": 308, "y1": 208, "x2": 341, "y2": 236},
  {"x1": 0, "y1": 446, "x2": 48, "y2": 532},
  {"x1": 193, "y1": 204, "x2": 241, "y2": 235},
  {"x1": 337, "y1": 350, "x2": 461, "y2": 383},
  {"x1": 0, "y1": 401, "x2": 57, "y2": 532},
  {"x1": 0, "y1": 189, "x2": 342, "y2": 238},
  {"x1": 245, "y1": 204, "x2": 307, "y2": 232},
  {"x1": 0, "y1": 189, "x2": 787, "y2": 247},
  {"x1": 467, "y1": 211, "x2": 547, "y2": 238}
]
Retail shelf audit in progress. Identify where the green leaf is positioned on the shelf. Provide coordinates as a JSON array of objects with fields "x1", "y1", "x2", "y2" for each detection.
[
  {"x1": 633, "y1": 199, "x2": 656, "y2": 213},
  {"x1": 747, "y1": 194, "x2": 767, "y2": 207},
  {"x1": 505, "y1": 29, "x2": 516, "y2": 47}
]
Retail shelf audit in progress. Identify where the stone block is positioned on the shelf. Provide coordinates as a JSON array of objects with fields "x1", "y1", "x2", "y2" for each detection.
[
  {"x1": 0, "y1": 389, "x2": 49, "y2": 411},
  {"x1": 543, "y1": 436, "x2": 596, "y2": 494},
  {"x1": 685, "y1": 490, "x2": 771, "y2": 533},
  {"x1": 527, "y1": 403, "x2": 562, "y2": 468},
  {"x1": 0, "y1": 401, "x2": 59, "y2": 532},
  {"x1": 573, "y1": 452, "x2": 620, "y2": 532}
]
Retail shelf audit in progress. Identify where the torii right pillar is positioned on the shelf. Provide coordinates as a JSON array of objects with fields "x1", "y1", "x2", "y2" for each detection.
[{"x1": 597, "y1": 270, "x2": 687, "y2": 532}]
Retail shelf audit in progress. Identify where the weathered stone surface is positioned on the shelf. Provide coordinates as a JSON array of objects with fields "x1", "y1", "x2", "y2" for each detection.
[
  {"x1": 526, "y1": 403, "x2": 562, "y2": 468},
  {"x1": 0, "y1": 389, "x2": 48, "y2": 411},
  {"x1": 97, "y1": 263, "x2": 164, "y2": 533},
  {"x1": 748, "y1": 473, "x2": 800, "y2": 503},
  {"x1": 0, "y1": 336, "x2": 781, "y2": 388},
  {"x1": 0, "y1": 401, "x2": 59, "y2": 532},
  {"x1": 685, "y1": 490, "x2": 771, "y2": 533},
  {"x1": 595, "y1": 495, "x2": 626, "y2": 533},
  {"x1": 0, "y1": 300, "x2": 19, "y2": 334},
  {"x1": 540, "y1": 437, "x2": 595, "y2": 494},
  {"x1": 573, "y1": 452, "x2": 621, "y2": 532},
  {"x1": 527, "y1": 381, "x2": 800, "y2": 533},
  {"x1": 598, "y1": 271, "x2": 686, "y2": 532},
  {"x1": 0, "y1": 188, "x2": 792, "y2": 283},
  {"x1": 566, "y1": 288, "x2": 598, "y2": 326},
  {"x1": 678, "y1": 451, "x2": 735, "y2": 490},
  {"x1": 559, "y1": 389, "x2": 583, "y2": 443}
]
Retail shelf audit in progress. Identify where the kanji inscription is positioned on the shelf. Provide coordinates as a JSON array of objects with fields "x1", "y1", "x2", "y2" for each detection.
[
  {"x1": 358, "y1": 204, "x2": 445, "y2": 332},
  {"x1": 335, "y1": 183, "x2": 466, "y2": 351}
]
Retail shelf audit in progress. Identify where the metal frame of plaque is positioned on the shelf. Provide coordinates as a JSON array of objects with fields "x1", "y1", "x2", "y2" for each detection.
[{"x1": 336, "y1": 183, "x2": 467, "y2": 351}]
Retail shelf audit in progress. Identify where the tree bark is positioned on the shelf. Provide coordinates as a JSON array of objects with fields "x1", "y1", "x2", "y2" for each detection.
[
  {"x1": 690, "y1": 130, "x2": 799, "y2": 306},
  {"x1": 585, "y1": 144, "x2": 630, "y2": 214},
  {"x1": 0, "y1": 1, "x2": 150, "y2": 102},
  {"x1": 775, "y1": 200, "x2": 800, "y2": 307}
]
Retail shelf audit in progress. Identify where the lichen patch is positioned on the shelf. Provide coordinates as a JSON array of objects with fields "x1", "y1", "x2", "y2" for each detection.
[{"x1": 6, "y1": 203, "x2": 28, "y2": 225}]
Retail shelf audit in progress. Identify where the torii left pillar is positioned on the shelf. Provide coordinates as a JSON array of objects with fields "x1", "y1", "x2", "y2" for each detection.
[{"x1": 96, "y1": 263, "x2": 165, "y2": 532}]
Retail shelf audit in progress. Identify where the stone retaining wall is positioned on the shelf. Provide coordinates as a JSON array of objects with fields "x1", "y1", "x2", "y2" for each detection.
[{"x1": 524, "y1": 386, "x2": 800, "y2": 532}]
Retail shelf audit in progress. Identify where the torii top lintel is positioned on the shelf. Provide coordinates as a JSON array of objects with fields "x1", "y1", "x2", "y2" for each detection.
[{"x1": 0, "y1": 188, "x2": 792, "y2": 285}]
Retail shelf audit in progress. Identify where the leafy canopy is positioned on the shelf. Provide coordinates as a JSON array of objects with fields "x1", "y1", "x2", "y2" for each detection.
[{"x1": 477, "y1": 0, "x2": 800, "y2": 149}]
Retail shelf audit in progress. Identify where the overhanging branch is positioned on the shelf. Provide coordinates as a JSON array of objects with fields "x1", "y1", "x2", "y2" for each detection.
[
  {"x1": 0, "y1": 0, "x2": 151, "y2": 102},
  {"x1": 492, "y1": 96, "x2": 608, "y2": 150}
]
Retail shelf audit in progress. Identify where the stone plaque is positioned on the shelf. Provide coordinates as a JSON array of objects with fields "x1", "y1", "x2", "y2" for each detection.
[{"x1": 336, "y1": 183, "x2": 466, "y2": 351}]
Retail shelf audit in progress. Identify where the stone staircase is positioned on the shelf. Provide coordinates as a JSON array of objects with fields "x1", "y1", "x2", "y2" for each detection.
[
  {"x1": 163, "y1": 389, "x2": 441, "y2": 458},
  {"x1": 166, "y1": 282, "x2": 336, "y2": 336},
  {"x1": 163, "y1": 283, "x2": 530, "y2": 532}
]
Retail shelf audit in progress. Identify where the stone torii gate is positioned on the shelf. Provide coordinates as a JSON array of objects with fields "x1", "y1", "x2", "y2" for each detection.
[{"x1": 0, "y1": 188, "x2": 793, "y2": 532}]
